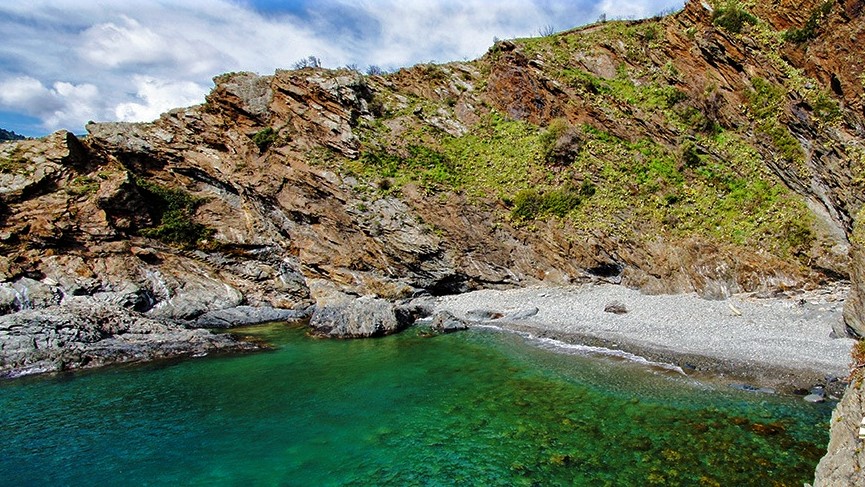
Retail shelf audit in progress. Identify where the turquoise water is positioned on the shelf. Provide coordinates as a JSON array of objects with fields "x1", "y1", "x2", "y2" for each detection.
[{"x1": 0, "y1": 323, "x2": 831, "y2": 486}]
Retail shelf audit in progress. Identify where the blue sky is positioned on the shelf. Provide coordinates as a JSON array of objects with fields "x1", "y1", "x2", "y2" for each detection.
[{"x1": 0, "y1": 0, "x2": 684, "y2": 137}]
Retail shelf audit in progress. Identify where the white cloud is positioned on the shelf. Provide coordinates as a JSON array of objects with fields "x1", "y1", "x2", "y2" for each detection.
[
  {"x1": 0, "y1": 76, "x2": 100, "y2": 130},
  {"x1": 115, "y1": 76, "x2": 209, "y2": 122},
  {"x1": 0, "y1": 0, "x2": 684, "y2": 135}
]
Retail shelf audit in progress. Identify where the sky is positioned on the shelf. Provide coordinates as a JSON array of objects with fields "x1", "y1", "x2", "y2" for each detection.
[{"x1": 0, "y1": 0, "x2": 684, "y2": 137}]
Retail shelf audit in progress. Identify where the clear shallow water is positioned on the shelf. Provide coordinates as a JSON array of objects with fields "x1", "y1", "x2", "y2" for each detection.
[{"x1": 0, "y1": 323, "x2": 831, "y2": 486}]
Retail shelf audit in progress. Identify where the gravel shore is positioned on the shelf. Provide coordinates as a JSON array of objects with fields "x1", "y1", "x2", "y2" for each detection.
[{"x1": 434, "y1": 284, "x2": 855, "y2": 393}]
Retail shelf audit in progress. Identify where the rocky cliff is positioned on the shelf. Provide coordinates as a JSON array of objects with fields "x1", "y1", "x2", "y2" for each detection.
[{"x1": 1, "y1": 1, "x2": 865, "y2": 475}]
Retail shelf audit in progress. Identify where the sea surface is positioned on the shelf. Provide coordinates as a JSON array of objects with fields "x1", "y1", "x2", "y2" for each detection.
[{"x1": 0, "y1": 323, "x2": 832, "y2": 486}]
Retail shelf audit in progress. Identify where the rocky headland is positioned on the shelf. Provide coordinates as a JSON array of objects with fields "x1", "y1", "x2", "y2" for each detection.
[{"x1": 1, "y1": 0, "x2": 864, "y2": 483}]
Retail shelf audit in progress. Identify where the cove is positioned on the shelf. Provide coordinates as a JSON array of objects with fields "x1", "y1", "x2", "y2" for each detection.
[{"x1": 0, "y1": 323, "x2": 832, "y2": 486}]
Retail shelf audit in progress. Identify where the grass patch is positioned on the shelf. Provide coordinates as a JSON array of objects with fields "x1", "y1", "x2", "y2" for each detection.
[
  {"x1": 747, "y1": 78, "x2": 805, "y2": 169},
  {"x1": 66, "y1": 176, "x2": 100, "y2": 196},
  {"x1": 511, "y1": 187, "x2": 582, "y2": 220}
]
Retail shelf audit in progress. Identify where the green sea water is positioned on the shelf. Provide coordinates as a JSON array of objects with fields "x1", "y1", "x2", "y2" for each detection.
[{"x1": 0, "y1": 323, "x2": 832, "y2": 486}]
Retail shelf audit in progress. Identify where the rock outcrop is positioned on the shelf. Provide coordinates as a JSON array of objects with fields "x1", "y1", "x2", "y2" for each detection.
[
  {"x1": 0, "y1": 298, "x2": 256, "y2": 378},
  {"x1": 814, "y1": 377, "x2": 865, "y2": 486}
]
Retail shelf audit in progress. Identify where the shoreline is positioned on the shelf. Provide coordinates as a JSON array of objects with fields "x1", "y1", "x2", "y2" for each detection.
[{"x1": 433, "y1": 283, "x2": 855, "y2": 395}]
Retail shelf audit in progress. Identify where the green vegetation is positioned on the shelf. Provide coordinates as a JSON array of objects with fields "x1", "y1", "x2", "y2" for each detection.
[
  {"x1": 343, "y1": 15, "x2": 820, "y2": 261},
  {"x1": 66, "y1": 176, "x2": 100, "y2": 196},
  {"x1": 0, "y1": 146, "x2": 27, "y2": 174},
  {"x1": 711, "y1": 2, "x2": 757, "y2": 34},
  {"x1": 357, "y1": 144, "x2": 458, "y2": 191},
  {"x1": 784, "y1": 1, "x2": 833, "y2": 43},
  {"x1": 511, "y1": 187, "x2": 582, "y2": 220},
  {"x1": 252, "y1": 127, "x2": 278, "y2": 152},
  {"x1": 134, "y1": 177, "x2": 214, "y2": 248},
  {"x1": 747, "y1": 78, "x2": 805, "y2": 169}
]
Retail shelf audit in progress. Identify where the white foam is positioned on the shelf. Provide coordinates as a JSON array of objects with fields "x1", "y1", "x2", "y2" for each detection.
[
  {"x1": 532, "y1": 336, "x2": 687, "y2": 375},
  {"x1": 471, "y1": 323, "x2": 687, "y2": 376}
]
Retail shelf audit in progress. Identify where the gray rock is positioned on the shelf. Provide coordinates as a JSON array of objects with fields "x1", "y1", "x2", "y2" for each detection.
[
  {"x1": 505, "y1": 307, "x2": 539, "y2": 320},
  {"x1": 814, "y1": 380, "x2": 865, "y2": 486},
  {"x1": 394, "y1": 297, "x2": 436, "y2": 325},
  {"x1": 466, "y1": 309, "x2": 505, "y2": 320},
  {"x1": 0, "y1": 284, "x2": 21, "y2": 314},
  {"x1": 0, "y1": 298, "x2": 257, "y2": 379},
  {"x1": 12, "y1": 277, "x2": 61, "y2": 309},
  {"x1": 195, "y1": 306, "x2": 310, "y2": 328},
  {"x1": 430, "y1": 310, "x2": 469, "y2": 333},
  {"x1": 604, "y1": 300, "x2": 628, "y2": 314},
  {"x1": 803, "y1": 393, "x2": 826, "y2": 403},
  {"x1": 147, "y1": 276, "x2": 243, "y2": 321},
  {"x1": 309, "y1": 296, "x2": 409, "y2": 338}
]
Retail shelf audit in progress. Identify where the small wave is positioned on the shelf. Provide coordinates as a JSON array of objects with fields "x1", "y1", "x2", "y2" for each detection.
[
  {"x1": 470, "y1": 323, "x2": 687, "y2": 376},
  {"x1": 532, "y1": 336, "x2": 687, "y2": 375}
]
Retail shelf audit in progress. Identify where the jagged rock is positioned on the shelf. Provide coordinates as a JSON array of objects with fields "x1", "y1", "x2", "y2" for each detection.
[
  {"x1": 394, "y1": 297, "x2": 436, "y2": 325},
  {"x1": 195, "y1": 305, "x2": 310, "y2": 328},
  {"x1": 430, "y1": 310, "x2": 469, "y2": 333},
  {"x1": 844, "y1": 232, "x2": 865, "y2": 338},
  {"x1": 12, "y1": 277, "x2": 61, "y2": 309},
  {"x1": 0, "y1": 298, "x2": 256, "y2": 378},
  {"x1": 309, "y1": 296, "x2": 410, "y2": 338},
  {"x1": 813, "y1": 378, "x2": 865, "y2": 486}
]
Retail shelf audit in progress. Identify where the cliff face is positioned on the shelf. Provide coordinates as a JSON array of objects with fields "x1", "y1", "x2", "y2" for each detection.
[{"x1": 0, "y1": 2, "x2": 863, "y2": 370}]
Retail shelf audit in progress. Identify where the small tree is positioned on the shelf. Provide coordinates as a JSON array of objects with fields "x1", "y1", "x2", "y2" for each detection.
[
  {"x1": 538, "y1": 24, "x2": 555, "y2": 37},
  {"x1": 293, "y1": 55, "x2": 322, "y2": 70}
]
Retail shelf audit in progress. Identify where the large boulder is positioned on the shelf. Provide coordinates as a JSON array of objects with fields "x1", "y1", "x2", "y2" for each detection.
[
  {"x1": 309, "y1": 296, "x2": 410, "y2": 338},
  {"x1": 430, "y1": 310, "x2": 469, "y2": 333}
]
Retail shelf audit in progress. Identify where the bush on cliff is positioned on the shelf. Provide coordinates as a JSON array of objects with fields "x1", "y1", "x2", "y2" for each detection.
[{"x1": 134, "y1": 177, "x2": 214, "y2": 248}]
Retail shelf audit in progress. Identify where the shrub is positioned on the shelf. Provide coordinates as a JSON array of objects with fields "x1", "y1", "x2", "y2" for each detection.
[
  {"x1": 784, "y1": 1, "x2": 833, "y2": 43},
  {"x1": 293, "y1": 55, "x2": 321, "y2": 70},
  {"x1": 540, "y1": 119, "x2": 582, "y2": 166},
  {"x1": 511, "y1": 187, "x2": 582, "y2": 220},
  {"x1": 135, "y1": 177, "x2": 214, "y2": 248},
  {"x1": 252, "y1": 127, "x2": 278, "y2": 152},
  {"x1": 712, "y1": 2, "x2": 757, "y2": 34}
]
